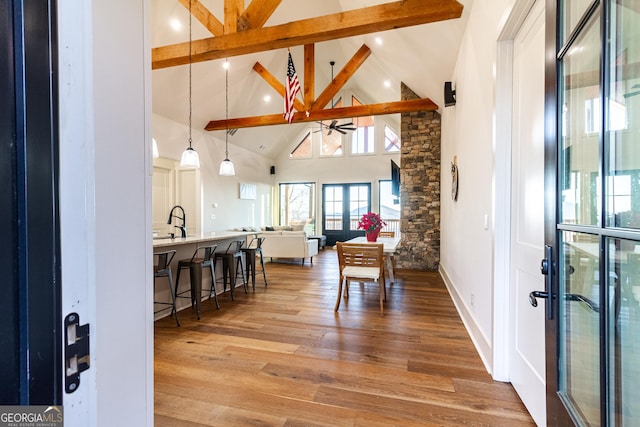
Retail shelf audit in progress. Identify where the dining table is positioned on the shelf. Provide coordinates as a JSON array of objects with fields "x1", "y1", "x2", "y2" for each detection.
[{"x1": 344, "y1": 236, "x2": 400, "y2": 283}]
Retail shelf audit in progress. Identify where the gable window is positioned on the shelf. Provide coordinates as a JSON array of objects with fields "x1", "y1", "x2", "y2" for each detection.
[
  {"x1": 384, "y1": 125, "x2": 400, "y2": 152},
  {"x1": 290, "y1": 131, "x2": 312, "y2": 158},
  {"x1": 351, "y1": 96, "x2": 374, "y2": 154},
  {"x1": 320, "y1": 127, "x2": 343, "y2": 156}
]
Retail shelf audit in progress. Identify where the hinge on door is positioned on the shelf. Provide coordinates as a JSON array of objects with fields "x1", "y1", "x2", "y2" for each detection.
[{"x1": 64, "y1": 312, "x2": 90, "y2": 393}]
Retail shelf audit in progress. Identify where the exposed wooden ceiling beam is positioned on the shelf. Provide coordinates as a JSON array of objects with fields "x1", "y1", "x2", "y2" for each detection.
[
  {"x1": 178, "y1": 0, "x2": 223, "y2": 37},
  {"x1": 204, "y1": 98, "x2": 438, "y2": 131},
  {"x1": 238, "y1": 0, "x2": 282, "y2": 31},
  {"x1": 303, "y1": 44, "x2": 315, "y2": 109},
  {"x1": 311, "y1": 44, "x2": 371, "y2": 111},
  {"x1": 224, "y1": 0, "x2": 244, "y2": 33},
  {"x1": 252, "y1": 62, "x2": 305, "y2": 112},
  {"x1": 253, "y1": 43, "x2": 370, "y2": 115},
  {"x1": 179, "y1": 0, "x2": 283, "y2": 36},
  {"x1": 565, "y1": 62, "x2": 640, "y2": 90},
  {"x1": 152, "y1": 0, "x2": 464, "y2": 69}
]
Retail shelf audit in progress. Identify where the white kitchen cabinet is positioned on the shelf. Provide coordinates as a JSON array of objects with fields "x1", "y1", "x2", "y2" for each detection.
[{"x1": 153, "y1": 157, "x2": 200, "y2": 237}]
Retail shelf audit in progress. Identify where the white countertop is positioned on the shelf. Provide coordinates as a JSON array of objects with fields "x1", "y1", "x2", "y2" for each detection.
[{"x1": 152, "y1": 231, "x2": 255, "y2": 248}]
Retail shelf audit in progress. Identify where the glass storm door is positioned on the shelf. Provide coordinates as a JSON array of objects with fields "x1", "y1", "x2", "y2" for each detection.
[{"x1": 543, "y1": 1, "x2": 640, "y2": 425}]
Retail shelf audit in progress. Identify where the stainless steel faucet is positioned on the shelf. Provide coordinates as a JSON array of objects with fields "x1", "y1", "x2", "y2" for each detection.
[{"x1": 167, "y1": 205, "x2": 187, "y2": 238}]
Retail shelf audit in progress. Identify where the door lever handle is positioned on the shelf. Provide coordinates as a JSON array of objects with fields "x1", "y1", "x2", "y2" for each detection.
[
  {"x1": 530, "y1": 245, "x2": 554, "y2": 319},
  {"x1": 529, "y1": 290, "x2": 549, "y2": 307}
]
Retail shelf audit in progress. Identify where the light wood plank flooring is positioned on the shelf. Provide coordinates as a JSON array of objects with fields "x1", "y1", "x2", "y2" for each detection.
[{"x1": 154, "y1": 248, "x2": 534, "y2": 426}]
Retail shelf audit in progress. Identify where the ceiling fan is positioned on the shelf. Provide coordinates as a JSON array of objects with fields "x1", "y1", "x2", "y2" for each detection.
[
  {"x1": 314, "y1": 61, "x2": 357, "y2": 135},
  {"x1": 317, "y1": 119, "x2": 356, "y2": 135}
]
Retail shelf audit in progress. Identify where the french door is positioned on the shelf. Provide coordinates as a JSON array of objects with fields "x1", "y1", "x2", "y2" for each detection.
[
  {"x1": 322, "y1": 183, "x2": 370, "y2": 246},
  {"x1": 542, "y1": 0, "x2": 640, "y2": 424}
]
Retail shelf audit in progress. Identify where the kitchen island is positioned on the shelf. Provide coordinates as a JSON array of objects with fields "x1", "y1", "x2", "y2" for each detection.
[{"x1": 153, "y1": 231, "x2": 256, "y2": 321}]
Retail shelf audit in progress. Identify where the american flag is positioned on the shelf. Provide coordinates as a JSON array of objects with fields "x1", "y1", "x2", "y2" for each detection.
[{"x1": 284, "y1": 52, "x2": 300, "y2": 124}]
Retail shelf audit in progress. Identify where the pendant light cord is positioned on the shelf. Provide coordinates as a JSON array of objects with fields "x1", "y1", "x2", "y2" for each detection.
[
  {"x1": 224, "y1": 59, "x2": 229, "y2": 159},
  {"x1": 225, "y1": 58, "x2": 229, "y2": 158},
  {"x1": 330, "y1": 61, "x2": 335, "y2": 108},
  {"x1": 188, "y1": 0, "x2": 193, "y2": 148}
]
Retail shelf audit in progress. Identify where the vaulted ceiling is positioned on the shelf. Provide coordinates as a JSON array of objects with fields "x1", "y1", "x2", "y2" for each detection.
[{"x1": 151, "y1": 0, "x2": 473, "y2": 159}]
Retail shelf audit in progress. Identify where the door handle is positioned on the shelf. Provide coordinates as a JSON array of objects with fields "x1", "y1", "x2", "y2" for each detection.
[
  {"x1": 529, "y1": 245, "x2": 554, "y2": 319},
  {"x1": 528, "y1": 290, "x2": 549, "y2": 307}
]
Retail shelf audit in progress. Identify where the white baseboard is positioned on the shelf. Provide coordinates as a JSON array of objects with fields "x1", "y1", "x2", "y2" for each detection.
[{"x1": 438, "y1": 264, "x2": 495, "y2": 378}]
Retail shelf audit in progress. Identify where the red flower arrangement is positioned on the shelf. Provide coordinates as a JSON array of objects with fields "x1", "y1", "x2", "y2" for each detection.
[{"x1": 357, "y1": 212, "x2": 386, "y2": 233}]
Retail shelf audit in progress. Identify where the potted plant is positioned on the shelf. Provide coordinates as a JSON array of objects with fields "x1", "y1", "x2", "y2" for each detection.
[{"x1": 358, "y1": 212, "x2": 386, "y2": 242}]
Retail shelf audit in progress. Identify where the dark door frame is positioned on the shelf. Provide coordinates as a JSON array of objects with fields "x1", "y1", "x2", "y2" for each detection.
[
  {"x1": 543, "y1": 0, "x2": 568, "y2": 423},
  {"x1": 0, "y1": 0, "x2": 61, "y2": 405}
]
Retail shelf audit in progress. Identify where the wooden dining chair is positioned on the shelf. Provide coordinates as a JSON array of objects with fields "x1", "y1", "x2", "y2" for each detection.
[
  {"x1": 335, "y1": 242, "x2": 386, "y2": 316},
  {"x1": 378, "y1": 231, "x2": 396, "y2": 273}
]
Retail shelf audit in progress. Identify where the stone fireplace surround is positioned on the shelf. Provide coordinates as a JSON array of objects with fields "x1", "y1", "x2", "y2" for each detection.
[{"x1": 395, "y1": 83, "x2": 441, "y2": 270}]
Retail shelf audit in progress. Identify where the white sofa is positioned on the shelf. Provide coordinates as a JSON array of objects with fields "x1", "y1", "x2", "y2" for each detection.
[{"x1": 257, "y1": 230, "x2": 319, "y2": 265}]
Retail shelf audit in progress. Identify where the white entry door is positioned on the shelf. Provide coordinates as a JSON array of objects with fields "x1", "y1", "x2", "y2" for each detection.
[{"x1": 509, "y1": 1, "x2": 546, "y2": 425}]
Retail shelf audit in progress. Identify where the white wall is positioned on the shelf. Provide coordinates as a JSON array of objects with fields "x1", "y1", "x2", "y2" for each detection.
[
  {"x1": 153, "y1": 113, "x2": 274, "y2": 231},
  {"x1": 440, "y1": 0, "x2": 519, "y2": 375}
]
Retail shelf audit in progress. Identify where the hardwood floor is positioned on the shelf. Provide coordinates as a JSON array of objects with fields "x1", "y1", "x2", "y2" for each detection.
[{"x1": 154, "y1": 249, "x2": 534, "y2": 426}]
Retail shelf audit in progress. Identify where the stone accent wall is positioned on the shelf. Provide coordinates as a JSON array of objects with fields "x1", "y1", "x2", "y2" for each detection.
[{"x1": 396, "y1": 83, "x2": 440, "y2": 270}]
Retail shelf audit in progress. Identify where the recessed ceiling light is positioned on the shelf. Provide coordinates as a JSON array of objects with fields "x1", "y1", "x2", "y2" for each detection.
[
  {"x1": 263, "y1": 95, "x2": 271, "y2": 103},
  {"x1": 375, "y1": 37, "x2": 383, "y2": 46},
  {"x1": 169, "y1": 18, "x2": 182, "y2": 31},
  {"x1": 223, "y1": 60, "x2": 230, "y2": 69},
  {"x1": 384, "y1": 80, "x2": 391, "y2": 88}
]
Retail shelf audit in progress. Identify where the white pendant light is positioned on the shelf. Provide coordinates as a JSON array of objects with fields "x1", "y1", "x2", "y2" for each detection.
[
  {"x1": 181, "y1": 146, "x2": 200, "y2": 168},
  {"x1": 219, "y1": 157, "x2": 235, "y2": 176},
  {"x1": 219, "y1": 58, "x2": 235, "y2": 176},
  {"x1": 180, "y1": 0, "x2": 200, "y2": 169},
  {"x1": 152, "y1": 137, "x2": 159, "y2": 158}
]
